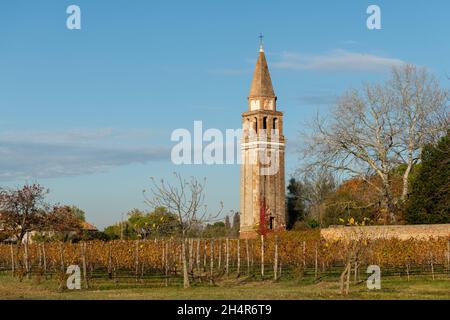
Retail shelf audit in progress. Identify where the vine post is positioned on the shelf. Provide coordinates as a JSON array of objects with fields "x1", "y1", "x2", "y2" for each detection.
[
  {"x1": 261, "y1": 235, "x2": 265, "y2": 278},
  {"x1": 274, "y1": 235, "x2": 279, "y2": 281}
]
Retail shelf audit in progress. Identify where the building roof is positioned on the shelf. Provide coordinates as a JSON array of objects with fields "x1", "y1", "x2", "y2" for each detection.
[
  {"x1": 81, "y1": 221, "x2": 98, "y2": 231},
  {"x1": 249, "y1": 48, "x2": 275, "y2": 98}
]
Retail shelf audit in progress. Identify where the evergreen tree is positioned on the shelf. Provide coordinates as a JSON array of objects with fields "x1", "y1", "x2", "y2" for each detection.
[
  {"x1": 405, "y1": 133, "x2": 450, "y2": 224},
  {"x1": 224, "y1": 215, "x2": 231, "y2": 230},
  {"x1": 285, "y1": 178, "x2": 307, "y2": 229},
  {"x1": 231, "y1": 212, "x2": 240, "y2": 237}
]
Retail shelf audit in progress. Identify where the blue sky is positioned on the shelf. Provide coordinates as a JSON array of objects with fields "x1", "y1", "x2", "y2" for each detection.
[{"x1": 1, "y1": 0, "x2": 449, "y2": 229}]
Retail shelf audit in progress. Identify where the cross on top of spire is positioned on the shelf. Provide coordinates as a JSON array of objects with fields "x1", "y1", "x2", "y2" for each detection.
[{"x1": 259, "y1": 33, "x2": 264, "y2": 52}]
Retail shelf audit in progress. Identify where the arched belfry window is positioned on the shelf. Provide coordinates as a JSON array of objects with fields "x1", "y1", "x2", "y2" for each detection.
[
  {"x1": 263, "y1": 117, "x2": 268, "y2": 130},
  {"x1": 254, "y1": 117, "x2": 258, "y2": 133},
  {"x1": 273, "y1": 118, "x2": 278, "y2": 130}
]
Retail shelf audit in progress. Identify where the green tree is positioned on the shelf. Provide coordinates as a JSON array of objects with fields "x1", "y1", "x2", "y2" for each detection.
[
  {"x1": 405, "y1": 133, "x2": 450, "y2": 224},
  {"x1": 203, "y1": 221, "x2": 227, "y2": 238},
  {"x1": 224, "y1": 215, "x2": 231, "y2": 231},
  {"x1": 103, "y1": 224, "x2": 122, "y2": 240},
  {"x1": 126, "y1": 207, "x2": 180, "y2": 239},
  {"x1": 231, "y1": 212, "x2": 240, "y2": 237}
]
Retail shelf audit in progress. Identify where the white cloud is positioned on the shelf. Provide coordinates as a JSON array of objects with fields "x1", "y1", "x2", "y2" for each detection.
[
  {"x1": 0, "y1": 129, "x2": 170, "y2": 181},
  {"x1": 272, "y1": 49, "x2": 406, "y2": 72}
]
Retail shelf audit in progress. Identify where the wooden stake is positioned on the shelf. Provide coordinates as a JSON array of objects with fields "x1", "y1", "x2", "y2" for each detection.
[
  {"x1": 226, "y1": 238, "x2": 229, "y2": 276},
  {"x1": 81, "y1": 242, "x2": 88, "y2": 289},
  {"x1": 274, "y1": 235, "x2": 279, "y2": 281},
  {"x1": 59, "y1": 242, "x2": 65, "y2": 273},
  {"x1": 430, "y1": 252, "x2": 435, "y2": 280},
  {"x1": 42, "y1": 242, "x2": 47, "y2": 275},
  {"x1": 162, "y1": 240, "x2": 165, "y2": 271},
  {"x1": 108, "y1": 242, "x2": 113, "y2": 279},
  {"x1": 135, "y1": 240, "x2": 139, "y2": 281},
  {"x1": 196, "y1": 238, "x2": 200, "y2": 272},
  {"x1": 210, "y1": 239, "x2": 214, "y2": 284},
  {"x1": 38, "y1": 243, "x2": 42, "y2": 269},
  {"x1": 237, "y1": 239, "x2": 241, "y2": 277},
  {"x1": 251, "y1": 240, "x2": 254, "y2": 270},
  {"x1": 165, "y1": 241, "x2": 169, "y2": 287},
  {"x1": 261, "y1": 235, "x2": 265, "y2": 278},
  {"x1": 302, "y1": 241, "x2": 306, "y2": 269},
  {"x1": 314, "y1": 242, "x2": 318, "y2": 280},
  {"x1": 447, "y1": 240, "x2": 450, "y2": 276},
  {"x1": 218, "y1": 239, "x2": 222, "y2": 271},
  {"x1": 10, "y1": 243, "x2": 14, "y2": 276},
  {"x1": 24, "y1": 237, "x2": 30, "y2": 278},
  {"x1": 245, "y1": 238, "x2": 250, "y2": 276},
  {"x1": 406, "y1": 263, "x2": 410, "y2": 281}
]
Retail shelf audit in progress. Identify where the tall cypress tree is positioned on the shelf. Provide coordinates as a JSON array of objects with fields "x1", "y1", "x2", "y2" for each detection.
[{"x1": 285, "y1": 178, "x2": 307, "y2": 229}]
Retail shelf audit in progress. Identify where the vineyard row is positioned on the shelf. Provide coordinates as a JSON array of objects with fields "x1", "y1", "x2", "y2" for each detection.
[{"x1": 1, "y1": 234, "x2": 449, "y2": 285}]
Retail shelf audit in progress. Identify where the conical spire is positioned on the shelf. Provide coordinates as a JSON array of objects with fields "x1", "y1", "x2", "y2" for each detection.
[{"x1": 249, "y1": 47, "x2": 275, "y2": 98}]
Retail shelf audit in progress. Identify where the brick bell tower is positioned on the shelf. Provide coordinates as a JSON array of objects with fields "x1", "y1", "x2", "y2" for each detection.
[{"x1": 240, "y1": 39, "x2": 286, "y2": 239}]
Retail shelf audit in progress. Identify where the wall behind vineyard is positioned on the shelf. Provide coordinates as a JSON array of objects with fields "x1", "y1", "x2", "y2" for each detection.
[{"x1": 321, "y1": 224, "x2": 450, "y2": 241}]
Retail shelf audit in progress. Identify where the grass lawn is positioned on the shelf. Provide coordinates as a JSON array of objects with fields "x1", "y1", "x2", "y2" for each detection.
[{"x1": 0, "y1": 272, "x2": 449, "y2": 300}]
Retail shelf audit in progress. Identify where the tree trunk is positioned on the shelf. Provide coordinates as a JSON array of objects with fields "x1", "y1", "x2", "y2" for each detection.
[
  {"x1": 196, "y1": 238, "x2": 200, "y2": 272},
  {"x1": 188, "y1": 238, "x2": 194, "y2": 273},
  {"x1": 401, "y1": 163, "x2": 413, "y2": 202},
  {"x1": 182, "y1": 239, "x2": 190, "y2": 288},
  {"x1": 340, "y1": 262, "x2": 351, "y2": 295},
  {"x1": 381, "y1": 178, "x2": 396, "y2": 223}
]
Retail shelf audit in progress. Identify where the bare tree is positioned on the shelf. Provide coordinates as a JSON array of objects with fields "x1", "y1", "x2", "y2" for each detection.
[
  {"x1": 391, "y1": 66, "x2": 449, "y2": 200},
  {"x1": 301, "y1": 65, "x2": 449, "y2": 223},
  {"x1": 302, "y1": 168, "x2": 336, "y2": 226},
  {"x1": 143, "y1": 172, "x2": 223, "y2": 288}
]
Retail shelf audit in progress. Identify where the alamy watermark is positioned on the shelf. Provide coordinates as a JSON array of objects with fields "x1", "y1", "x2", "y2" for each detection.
[
  {"x1": 66, "y1": 265, "x2": 81, "y2": 290},
  {"x1": 170, "y1": 121, "x2": 282, "y2": 176},
  {"x1": 366, "y1": 265, "x2": 381, "y2": 290}
]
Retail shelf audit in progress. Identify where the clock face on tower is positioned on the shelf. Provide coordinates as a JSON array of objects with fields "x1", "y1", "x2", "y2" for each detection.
[
  {"x1": 250, "y1": 99, "x2": 260, "y2": 111},
  {"x1": 264, "y1": 100, "x2": 274, "y2": 110},
  {"x1": 250, "y1": 99, "x2": 275, "y2": 111}
]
